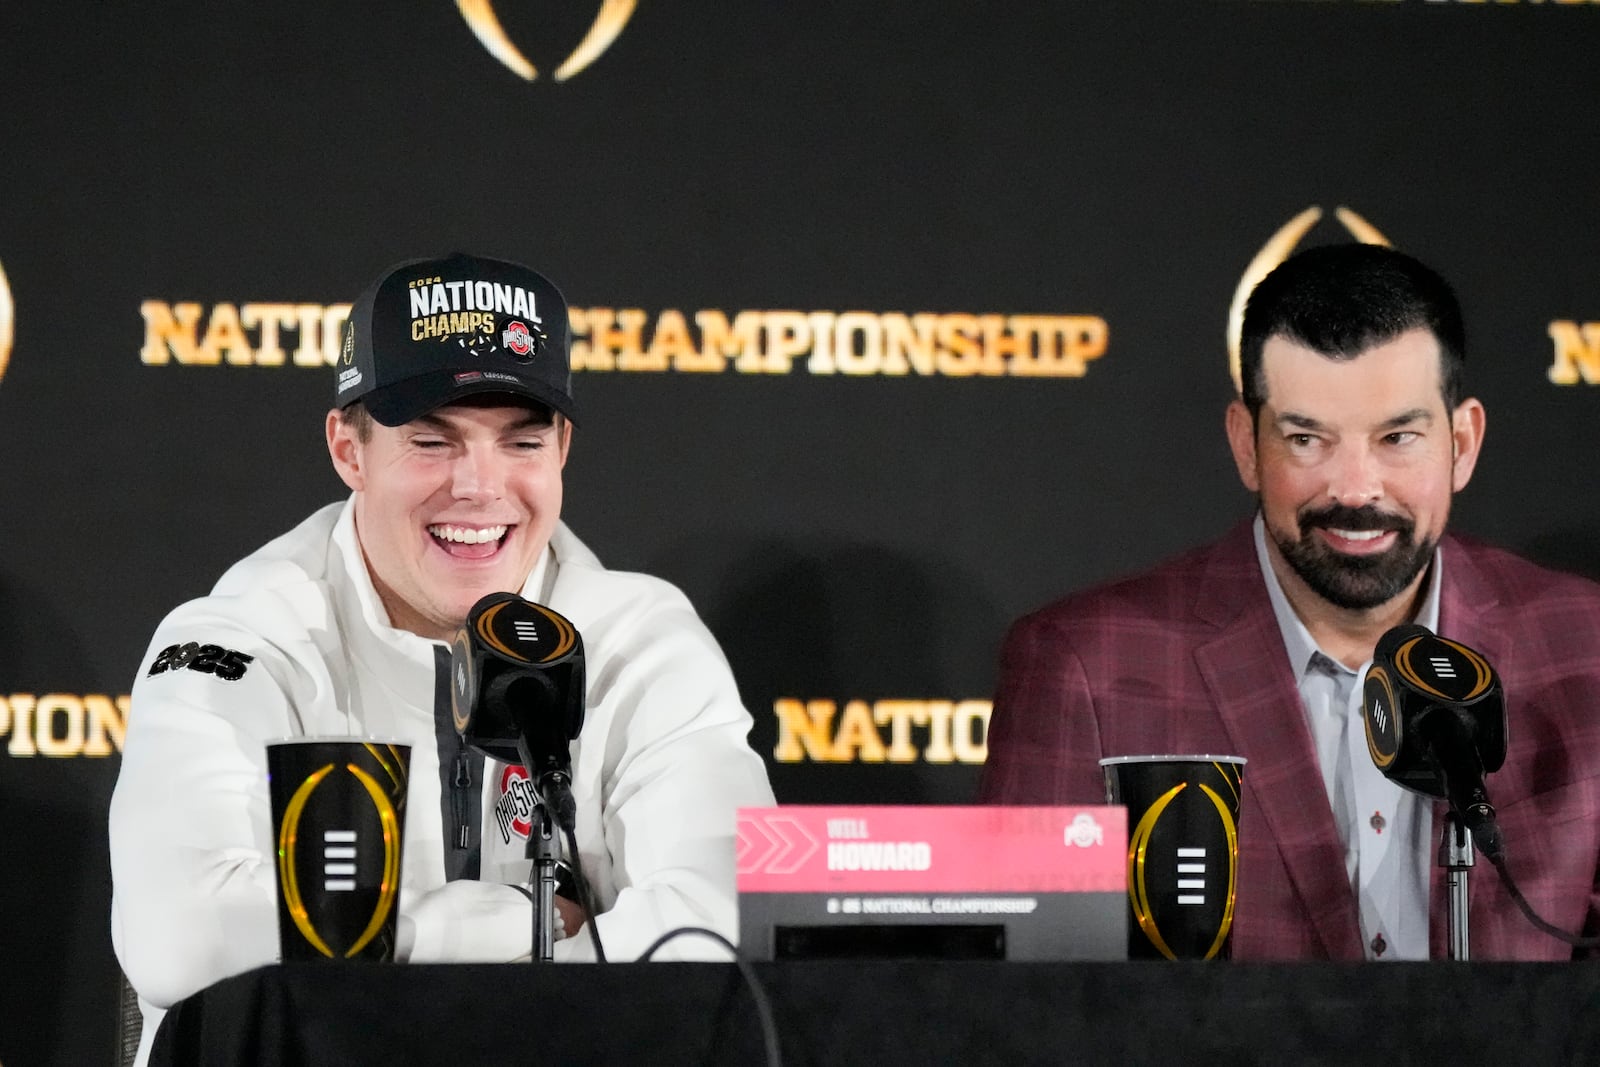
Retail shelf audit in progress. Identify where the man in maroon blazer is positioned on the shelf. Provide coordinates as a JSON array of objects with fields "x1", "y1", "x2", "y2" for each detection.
[{"x1": 979, "y1": 244, "x2": 1600, "y2": 960}]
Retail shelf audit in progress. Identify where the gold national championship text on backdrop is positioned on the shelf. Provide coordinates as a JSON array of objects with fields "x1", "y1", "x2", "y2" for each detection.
[
  {"x1": 139, "y1": 303, "x2": 1109, "y2": 378},
  {"x1": 136, "y1": 302, "x2": 1600, "y2": 384}
]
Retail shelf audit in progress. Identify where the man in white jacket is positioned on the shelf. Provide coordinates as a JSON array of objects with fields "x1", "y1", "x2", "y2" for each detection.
[{"x1": 109, "y1": 252, "x2": 775, "y2": 1064}]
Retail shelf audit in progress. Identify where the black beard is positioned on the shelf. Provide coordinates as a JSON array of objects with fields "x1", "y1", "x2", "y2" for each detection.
[{"x1": 1268, "y1": 503, "x2": 1437, "y2": 611}]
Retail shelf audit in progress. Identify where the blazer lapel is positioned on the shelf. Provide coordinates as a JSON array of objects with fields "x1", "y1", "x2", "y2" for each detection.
[{"x1": 1191, "y1": 525, "x2": 1364, "y2": 959}]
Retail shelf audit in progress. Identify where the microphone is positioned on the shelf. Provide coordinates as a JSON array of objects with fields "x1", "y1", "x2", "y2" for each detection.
[
  {"x1": 450, "y1": 592, "x2": 586, "y2": 831},
  {"x1": 1361, "y1": 623, "x2": 1507, "y2": 860}
]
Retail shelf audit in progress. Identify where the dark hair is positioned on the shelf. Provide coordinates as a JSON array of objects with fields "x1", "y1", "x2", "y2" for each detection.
[{"x1": 1239, "y1": 243, "x2": 1465, "y2": 420}]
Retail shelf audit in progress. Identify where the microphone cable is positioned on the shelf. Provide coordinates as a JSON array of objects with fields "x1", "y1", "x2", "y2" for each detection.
[
  {"x1": 563, "y1": 823, "x2": 607, "y2": 963},
  {"x1": 1483, "y1": 843, "x2": 1600, "y2": 951},
  {"x1": 636, "y1": 927, "x2": 782, "y2": 1067}
]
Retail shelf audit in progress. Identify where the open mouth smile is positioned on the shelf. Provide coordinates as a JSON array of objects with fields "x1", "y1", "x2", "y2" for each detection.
[
  {"x1": 427, "y1": 523, "x2": 512, "y2": 560},
  {"x1": 1315, "y1": 526, "x2": 1397, "y2": 555}
]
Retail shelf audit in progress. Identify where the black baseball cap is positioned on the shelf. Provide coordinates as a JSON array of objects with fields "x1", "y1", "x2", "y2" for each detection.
[{"x1": 335, "y1": 252, "x2": 578, "y2": 427}]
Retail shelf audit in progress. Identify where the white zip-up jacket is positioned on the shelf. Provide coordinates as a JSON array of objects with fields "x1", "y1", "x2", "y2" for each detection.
[{"x1": 110, "y1": 500, "x2": 774, "y2": 1064}]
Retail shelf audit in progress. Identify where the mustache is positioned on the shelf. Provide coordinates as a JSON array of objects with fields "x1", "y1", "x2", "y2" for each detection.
[{"x1": 1296, "y1": 503, "x2": 1412, "y2": 534}]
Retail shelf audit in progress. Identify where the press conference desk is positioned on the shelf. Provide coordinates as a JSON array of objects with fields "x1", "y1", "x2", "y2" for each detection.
[{"x1": 151, "y1": 960, "x2": 1600, "y2": 1065}]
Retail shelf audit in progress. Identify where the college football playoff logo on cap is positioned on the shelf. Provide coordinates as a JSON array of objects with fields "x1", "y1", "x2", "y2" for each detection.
[
  {"x1": 456, "y1": 0, "x2": 637, "y2": 82},
  {"x1": 336, "y1": 320, "x2": 363, "y2": 395},
  {"x1": 1226, "y1": 206, "x2": 1390, "y2": 392},
  {"x1": 0, "y1": 255, "x2": 13, "y2": 390}
]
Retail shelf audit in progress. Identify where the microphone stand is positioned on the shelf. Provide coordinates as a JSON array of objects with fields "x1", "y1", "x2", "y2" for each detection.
[
  {"x1": 515, "y1": 735, "x2": 562, "y2": 962},
  {"x1": 1439, "y1": 811, "x2": 1473, "y2": 961},
  {"x1": 528, "y1": 799, "x2": 560, "y2": 962}
]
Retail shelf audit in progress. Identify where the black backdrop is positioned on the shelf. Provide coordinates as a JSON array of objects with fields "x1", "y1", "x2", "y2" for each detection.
[{"x1": 2, "y1": 3, "x2": 1598, "y2": 1063}]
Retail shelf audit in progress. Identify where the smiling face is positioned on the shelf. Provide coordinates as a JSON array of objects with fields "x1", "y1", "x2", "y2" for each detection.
[
  {"x1": 1225, "y1": 327, "x2": 1485, "y2": 615},
  {"x1": 326, "y1": 397, "x2": 572, "y2": 640}
]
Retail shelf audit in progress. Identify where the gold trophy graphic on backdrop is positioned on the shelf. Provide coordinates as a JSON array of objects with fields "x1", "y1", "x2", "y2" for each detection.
[
  {"x1": 0, "y1": 255, "x2": 13, "y2": 391},
  {"x1": 456, "y1": 0, "x2": 637, "y2": 81},
  {"x1": 1226, "y1": 206, "x2": 1389, "y2": 392}
]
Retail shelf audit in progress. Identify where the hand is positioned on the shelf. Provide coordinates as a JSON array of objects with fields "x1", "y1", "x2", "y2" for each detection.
[
  {"x1": 395, "y1": 880, "x2": 540, "y2": 963},
  {"x1": 554, "y1": 893, "x2": 588, "y2": 939}
]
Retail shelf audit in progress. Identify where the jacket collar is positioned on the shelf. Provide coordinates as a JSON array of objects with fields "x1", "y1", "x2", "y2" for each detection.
[{"x1": 1436, "y1": 535, "x2": 1504, "y2": 663}]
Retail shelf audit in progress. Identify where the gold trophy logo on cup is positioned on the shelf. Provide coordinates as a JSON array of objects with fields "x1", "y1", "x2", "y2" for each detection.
[
  {"x1": 1101, "y1": 755, "x2": 1245, "y2": 960},
  {"x1": 268, "y1": 739, "x2": 412, "y2": 961}
]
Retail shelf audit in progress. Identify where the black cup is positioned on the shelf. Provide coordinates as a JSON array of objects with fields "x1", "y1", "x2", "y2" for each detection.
[
  {"x1": 267, "y1": 738, "x2": 411, "y2": 961},
  {"x1": 1100, "y1": 755, "x2": 1245, "y2": 960}
]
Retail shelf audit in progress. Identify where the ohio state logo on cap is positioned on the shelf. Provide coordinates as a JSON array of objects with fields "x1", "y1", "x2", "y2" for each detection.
[{"x1": 502, "y1": 320, "x2": 537, "y2": 361}]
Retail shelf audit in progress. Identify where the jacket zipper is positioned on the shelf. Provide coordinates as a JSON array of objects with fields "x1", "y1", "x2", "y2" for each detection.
[{"x1": 451, "y1": 739, "x2": 472, "y2": 850}]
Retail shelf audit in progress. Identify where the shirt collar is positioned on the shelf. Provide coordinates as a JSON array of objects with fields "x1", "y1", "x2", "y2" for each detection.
[{"x1": 1252, "y1": 513, "x2": 1442, "y2": 677}]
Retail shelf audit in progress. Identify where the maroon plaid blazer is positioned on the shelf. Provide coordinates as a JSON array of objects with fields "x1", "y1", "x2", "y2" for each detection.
[{"x1": 978, "y1": 519, "x2": 1600, "y2": 960}]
